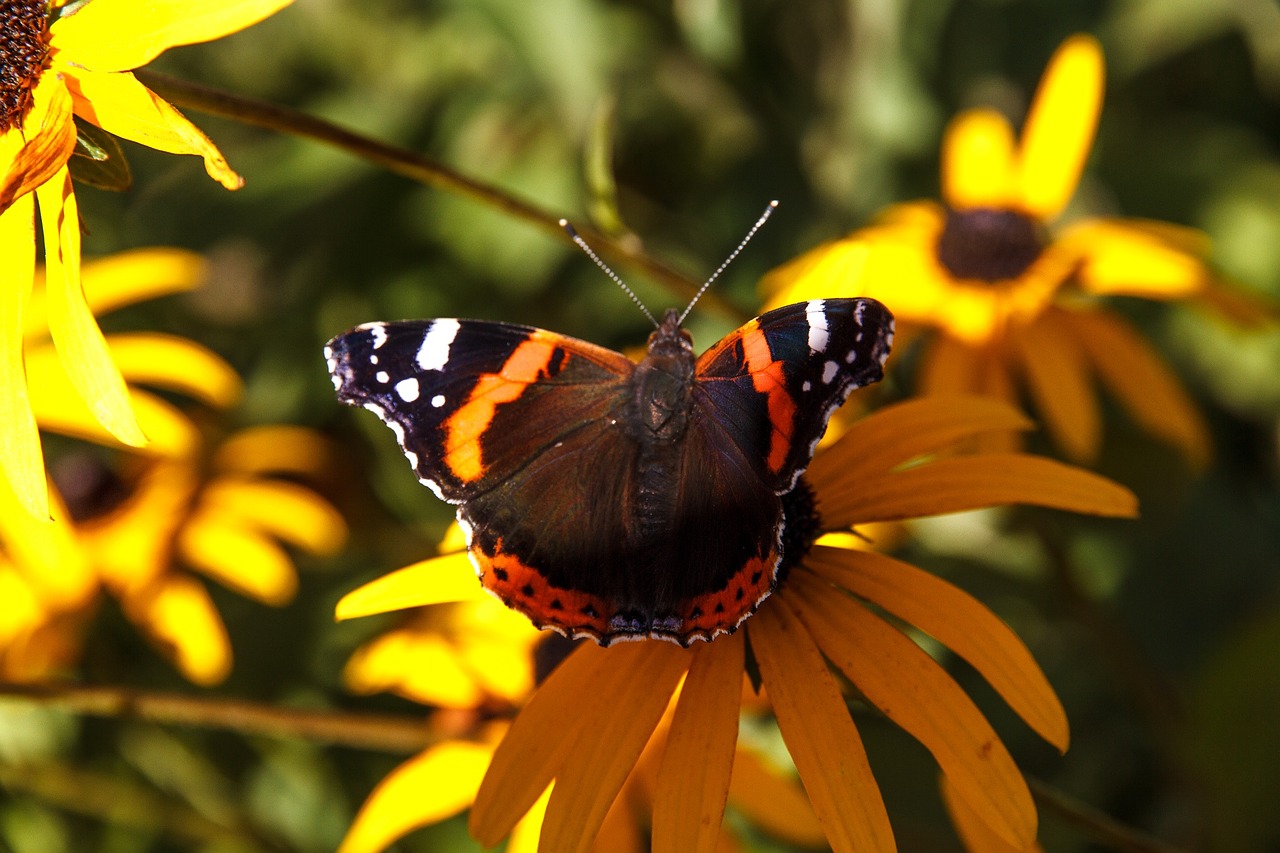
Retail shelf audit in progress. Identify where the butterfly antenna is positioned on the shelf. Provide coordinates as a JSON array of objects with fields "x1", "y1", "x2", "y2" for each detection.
[
  {"x1": 678, "y1": 199, "x2": 779, "y2": 324},
  {"x1": 560, "y1": 219, "x2": 659, "y2": 329}
]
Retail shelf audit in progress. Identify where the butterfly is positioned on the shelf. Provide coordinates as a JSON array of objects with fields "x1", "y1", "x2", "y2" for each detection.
[{"x1": 325, "y1": 206, "x2": 893, "y2": 645}]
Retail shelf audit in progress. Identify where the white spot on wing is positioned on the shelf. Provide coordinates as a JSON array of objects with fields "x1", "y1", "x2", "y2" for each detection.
[
  {"x1": 822, "y1": 360, "x2": 838, "y2": 384},
  {"x1": 375, "y1": 370, "x2": 389, "y2": 383},
  {"x1": 430, "y1": 394, "x2": 445, "y2": 408},
  {"x1": 802, "y1": 380, "x2": 811, "y2": 392},
  {"x1": 395, "y1": 377, "x2": 420, "y2": 402},
  {"x1": 366, "y1": 324, "x2": 388, "y2": 350},
  {"x1": 805, "y1": 300, "x2": 829, "y2": 353},
  {"x1": 417, "y1": 319, "x2": 461, "y2": 371}
]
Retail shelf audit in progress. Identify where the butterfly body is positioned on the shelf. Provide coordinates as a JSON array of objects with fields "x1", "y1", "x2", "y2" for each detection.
[{"x1": 326, "y1": 298, "x2": 893, "y2": 645}]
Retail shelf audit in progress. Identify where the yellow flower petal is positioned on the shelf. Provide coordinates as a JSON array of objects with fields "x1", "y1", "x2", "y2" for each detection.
[
  {"x1": 0, "y1": 196, "x2": 48, "y2": 519},
  {"x1": 652, "y1": 634, "x2": 744, "y2": 853},
  {"x1": 337, "y1": 739, "x2": 493, "y2": 853},
  {"x1": 471, "y1": 645, "x2": 606, "y2": 846},
  {"x1": 102, "y1": 333, "x2": 242, "y2": 407},
  {"x1": 726, "y1": 747, "x2": 825, "y2": 847},
  {"x1": 0, "y1": 477, "x2": 96, "y2": 609},
  {"x1": 752, "y1": 597, "x2": 895, "y2": 853},
  {"x1": 63, "y1": 70, "x2": 242, "y2": 189},
  {"x1": 806, "y1": 547, "x2": 1069, "y2": 751},
  {"x1": 507, "y1": 786, "x2": 552, "y2": 853},
  {"x1": 943, "y1": 108, "x2": 1019, "y2": 210},
  {"x1": 335, "y1": 552, "x2": 486, "y2": 621},
  {"x1": 807, "y1": 396, "x2": 1033, "y2": 499},
  {"x1": 539, "y1": 643, "x2": 688, "y2": 853},
  {"x1": 1065, "y1": 308, "x2": 1211, "y2": 468},
  {"x1": 344, "y1": 627, "x2": 485, "y2": 707},
  {"x1": 127, "y1": 574, "x2": 231, "y2": 685},
  {"x1": 51, "y1": 0, "x2": 294, "y2": 73},
  {"x1": 760, "y1": 237, "x2": 872, "y2": 308},
  {"x1": 794, "y1": 571, "x2": 1037, "y2": 848},
  {"x1": 941, "y1": 774, "x2": 1045, "y2": 853},
  {"x1": 1009, "y1": 311, "x2": 1100, "y2": 462},
  {"x1": 212, "y1": 425, "x2": 337, "y2": 477},
  {"x1": 1064, "y1": 218, "x2": 1209, "y2": 299},
  {"x1": 199, "y1": 478, "x2": 346, "y2": 556},
  {"x1": 37, "y1": 168, "x2": 147, "y2": 448},
  {"x1": 1016, "y1": 35, "x2": 1104, "y2": 220},
  {"x1": 823, "y1": 452, "x2": 1138, "y2": 528},
  {"x1": 177, "y1": 514, "x2": 297, "y2": 605},
  {"x1": 0, "y1": 74, "x2": 78, "y2": 213}
]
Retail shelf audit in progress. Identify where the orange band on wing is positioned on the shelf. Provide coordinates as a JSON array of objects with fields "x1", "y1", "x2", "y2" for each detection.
[
  {"x1": 445, "y1": 334, "x2": 559, "y2": 481},
  {"x1": 740, "y1": 323, "x2": 797, "y2": 475}
]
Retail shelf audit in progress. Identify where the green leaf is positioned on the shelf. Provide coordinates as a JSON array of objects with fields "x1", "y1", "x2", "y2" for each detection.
[{"x1": 68, "y1": 121, "x2": 132, "y2": 192}]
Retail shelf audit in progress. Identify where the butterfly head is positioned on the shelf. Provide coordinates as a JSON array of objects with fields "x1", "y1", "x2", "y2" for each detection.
[{"x1": 647, "y1": 308, "x2": 694, "y2": 360}]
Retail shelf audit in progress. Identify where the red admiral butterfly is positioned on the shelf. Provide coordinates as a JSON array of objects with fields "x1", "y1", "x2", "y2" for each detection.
[{"x1": 326, "y1": 209, "x2": 893, "y2": 645}]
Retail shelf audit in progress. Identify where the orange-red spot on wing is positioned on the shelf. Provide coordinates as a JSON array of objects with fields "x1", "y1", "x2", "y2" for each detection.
[
  {"x1": 678, "y1": 549, "x2": 778, "y2": 638},
  {"x1": 445, "y1": 335, "x2": 560, "y2": 482},
  {"x1": 740, "y1": 325, "x2": 797, "y2": 475},
  {"x1": 474, "y1": 541, "x2": 615, "y2": 638}
]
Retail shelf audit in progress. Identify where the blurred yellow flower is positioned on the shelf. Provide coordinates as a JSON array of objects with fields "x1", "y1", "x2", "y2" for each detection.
[
  {"x1": 335, "y1": 396, "x2": 1138, "y2": 852},
  {"x1": 765, "y1": 34, "x2": 1229, "y2": 466},
  {"x1": 0, "y1": 0, "x2": 293, "y2": 518}
]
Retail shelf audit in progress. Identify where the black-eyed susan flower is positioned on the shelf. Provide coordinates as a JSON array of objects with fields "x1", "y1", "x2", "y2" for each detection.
[
  {"x1": 0, "y1": 0, "x2": 291, "y2": 517},
  {"x1": 335, "y1": 396, "x2": 1137, "y2": 852},
  {"x1": 765, "y1": 34, "x2": 1233, "y2": 467}
]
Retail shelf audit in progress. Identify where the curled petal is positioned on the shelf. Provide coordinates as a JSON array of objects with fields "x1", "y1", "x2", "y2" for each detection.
[
  {"x1": 1016, "y1": 34, "x2": 1104, "y2": 220},
  {"x1": 199, "y1": 478, "x2": 346, "y2": 555},
  {"x1": 106, "y1": 333, "x2": 242, "y2": 407},
  {"x1": 653, "y1": 634, "x2": 744, "y2": 853},
  {"x1": 752, "y1": 597, "x2": 895, "y2": 853},
  {"x1": 943, "y1": 108, "x2": 1019, "y2": 210},
  {"x1": 335, "y1": 552, "x2": 485, "y2": 621},
  {"x1": 806, "y1": 547, "x2": 1069, "y2": 751},
  {"x1": 794, "y1": 572, "x2": 1037, "y2": 847},
  {"x1": 0, "y1": 75, "x2": 77, "y2": 213},
  {"x1": 338, "y1": 739, "x2": 493, "y2": 853}
]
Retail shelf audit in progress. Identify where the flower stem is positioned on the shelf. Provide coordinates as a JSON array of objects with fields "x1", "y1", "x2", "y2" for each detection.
[
  {"x1": 135, "y1": 72, "x2": 737, "y2": 315},
  {"x1": 1029, "y1": 776, "x2": 1188, "y2": 853}
]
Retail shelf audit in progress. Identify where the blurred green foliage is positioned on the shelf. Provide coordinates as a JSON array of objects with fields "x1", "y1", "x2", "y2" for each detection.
[{"x1": 4, "y1": 0, "x2": 1280, "y2": 851}]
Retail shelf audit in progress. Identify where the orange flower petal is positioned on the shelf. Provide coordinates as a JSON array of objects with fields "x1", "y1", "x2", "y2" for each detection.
[
  {"x1": 727, "y1": 747, "x2": 825, "y2": 847},
  {"x1": 1016, "y1": 35, "x2": 1104, "y2": 220},
  {"x1": 0, "y1": 195, "x2": 48, "y2": 519},
  {"x1": 337, "y1": 740, "x2": 493, "y2": 853},
  {"x1": 822, "y1": 452, "x2": 1138, "y2": 529},
  {"x1": 37, "y1": 168, "x2": 147, "y2": 448},
  {"x1": 807, "y1": 396, "x2": 1033, "y2": 499},
  {"x1": 1009, "y1": 311, "x2": 1100, "y2": 463},
  {"x1": 335, "y1": 552, "x2": 485, "y2": 621},
  {"x1": 752, "y1": 597, "x2": 895, "y2": 853},
  {"x1": 51, "y1": 0, "x2": 293, "y2": 71},
  {"x1": 199, "y1": 478, "x2": 346, "y2": 556},
  {"x1": 941, "y1": 774, "x2": 1045, "y2": 853},
  {"x1": 943, "y1": 108, "x2": 1019, "y2": 210},
  {"x1": 104, "y1": 333, "x2": 242, "y2": 408},
  {"x1": 917, "y1": 333, "x2": 983, "y2": 397},
  {"x1": 793, "y1": 572, "x2": 1037, "y2": 847},
  {"x1": 0, "y1": 75, "x2": 77, "y2": 213},
  {"x1": 540, "y1": 643, "x2": 689, "y2": 853},
  {"x1": 63, "y1": 70, "x2": 242, "y2": 189},
  {"x1": 1064, "y1": 308, "x2": 1211, "y2": 468},
  {"x1": 806, "y1": 547, "x2": 1068, "y2": 751},
  {"x1": 652, "y1": 633, "x2": 744, "y2": 853}
]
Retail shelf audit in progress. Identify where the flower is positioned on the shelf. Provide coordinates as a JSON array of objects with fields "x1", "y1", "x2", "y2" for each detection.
[
  {"x1": 335, "y1": 396, "x2": 1138, "y2": 852},
  {"x1": 764, "y1": 34, "x2": 1230, "y2": 467},
  {"x1": 0, "y1": 0, "x2": 292, "y2": 518}
]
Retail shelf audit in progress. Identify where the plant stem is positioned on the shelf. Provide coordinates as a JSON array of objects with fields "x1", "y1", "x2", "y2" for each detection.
[{"x1": 1030, "y1": 776, "x2": 1188, "y2": 853}]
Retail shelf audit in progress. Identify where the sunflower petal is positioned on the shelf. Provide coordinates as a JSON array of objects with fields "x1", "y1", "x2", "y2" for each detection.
[
  {"x1": 0, "y1": 477, "x2": 95, "y2": 608},
  {"x1": 127, "y1": 574, "x2": 232, "y2": 685},
  {"x1": 212, "y1": 425, "x2": 336, "y2": 477},
  {"x1": 101, "y1": 333, "x2": 242, "y2": 407},
  {"x1": 0, "y1": 197, "x2": 49, "y2": 519},
  {"x1": 28, "y1": 380, "x2": 198, "y2": 457},
  {"x1": 1009, "y1": 311, "x2": 1100, "y2": 462},
  {"x1": 25, "y1": 247, "x2": 206, "y2": 338},
  {"x1": 0, "y1": 75, "x2": 78, "y2": 213},
  {"x1": 806, "y1": 547, "x2": 1069, "y2": 751},
  {"x1": 1016, "y1": 35, "x2": 1104, "y2": 220},
  {"x1": 941, "y1": 774, "x2": 1045, "y2": 853},
  {"x1": 199, "y1": 478, "x2": 346, "y2": 555},
  {"x1": 337, "y1": 740, "x2": 492, "y2": 853},
  {"x1": 540, "y1": 643, "x2": 689, "y2": 853},
  {"x1": 1064, "y1": 219, "x2": 1208, "y2": 299},
  {"x1": 943, "y1": 108, "x2": 1019, "y2": 209},
  {"x1": 759, "y1": 237, "x2": 871, "y2": 308},
  {"x1": 808, "y1": 396, "x2": 1033, "y2": 498},
  {"x1": 343, "y1": 628, "x2": 485, "y2": 708},
  {"x1": 727, "y1": 747, "x2": 826, "y2": 847},
  {"x1": 177, "y1": 514, "x2": 297, "y2": 605},
  {"x1": 37, "y1": 169, "x2": 147, "y2": 448},
  {"x1": 752, "y1": 597, "x2": 896, "y2": 853},
  {"x1": 335, "y1": 552, "x2": 485, "y2": 621},
  {"x1": 1064, "y1": 308, "x2": 1211, "y2": 468},
  {"x1": 653, "y1": 634, "x2": 744, "y2": 853},
  {"x1": 794, "y1": 571, "x2": 1037, "y2": 847},
  {"x1": 63, "y1": 70, "x2": 242, "y2": 189},
  {"x1": 470, "y1": 644, "x2": 606, "y2": 846},
  {"x1": 823, "y1": 452, "x2": 1137, "y2": 529},
  {"x1": 51, "y1": 0, "x2": 293, "y2": 73}
]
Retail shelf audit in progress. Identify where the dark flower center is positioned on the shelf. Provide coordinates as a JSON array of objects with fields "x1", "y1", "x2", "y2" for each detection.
[
  {"x1": 0, "y1": 0, "x2": 51, "y2": 133},
  {"x1": 777, "y1": 477, "x2": 821, "y2": 587},
  {"x1": 935, "y1": 207, "x2": 1045, "y2": 283}
]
